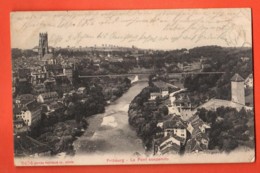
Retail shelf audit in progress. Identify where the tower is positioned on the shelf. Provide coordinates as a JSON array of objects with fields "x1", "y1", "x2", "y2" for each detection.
[
  {"x1": 231, "y1": 73, "x2": 245, "y2": 105},
  {"x1": 38, "y1": 33, "x2": 49, "y2": 58}
]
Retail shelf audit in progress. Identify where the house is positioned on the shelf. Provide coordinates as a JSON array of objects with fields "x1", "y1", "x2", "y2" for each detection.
[
  {"x1": 161, "y1": 88, "x2": 169, "y2": 98},
  {"x1": 33, "y1": 83, "x2": 46, "y2": 94},
  {"x1": 45, "y1": 64, "x2": 63, "y2": 76},
  {"x1": 30, "y1": 66, "x2": 47, "y2": 85},
  {"x1": 44, "y1": 78, "x2": 57, "y2": 91},
  {"x1": 55, "y1": 75, "x2": 71, "y2": 86},
  {"x1": 42, "y1": 53, "x2": 56, "y2": 65},
  {"x1": 13, "y1": 118, "x2": 29, "y2": 134},
  {"x1": 42, "y1": 101, "x2": 64, "y2": 117},
  {"x1": 154, "y1": 136, "x2": 181, "y2": 155},
  {"x1": 201, "y1": 64, "x2": 211, "y2": 70},
  {"x1": 240, "y1": 57, "x2": 250, "y2": 62},
  {"x1": 25, "y1": 101, "x2": 42, "y2": 127},
  {"x1": 185, "y1": 115, "x2": 211, "y2": 153},
  {"x1": 183, "y1": 49, "x2": 189, "y2": 54},
  {"x1": 69, "y1": 90, "x2": 76, "y2": 96},
  {"x1": 15, "y1": 94, "x2": 35, "y2": 107},
  {"x1": 173, "y1": 94, "x2": 195, "y2": 120},
  {"x1": 188, "y1": 115, "x2": 210, "y2": 135},
  {"x1": 164, "y1": 128, "x2": 186, "y2": 140},
  {"x1": 16, "y1": 108, "x2": 32, "y2": 126},
  {"x1": 186, "y1": 133, "x2": 209, "y2": 153},
  {"x1": 157, "y1": 122, "x2": 164, "y2": 128},
  {"x1": 63, "y1": 67, "x2": 73, "y2": 83},
  {"x1": 149, "y1": 92, "x2": 161, "y2": 101},
  {"x1": 77, "y1": 87, "x2": 87, "y2": 95},
  {"x1": 173, "y1": 94, "x2": 191, "y2": 111},
  {"x1": 37, "y1": 91, "x2": 59, "y2": 103},
  {"x1": 14, "y1": 119, "x2": 25, "y2": 129},
  {"x1": 186, "y1": 122, "x2": 194, "y2": 134},
  {"x1": 245, "y1": 73, "x2": 253, "y2": 88},
  {"x1": 162, "y1": 118, "x2": 187, "y2": 144},
  {"x1": 177, "y1": 62, "x2": 184, "y2": 70},
  {"x1": 14, "y1": 99, "x2": 42, "y2": 128}
]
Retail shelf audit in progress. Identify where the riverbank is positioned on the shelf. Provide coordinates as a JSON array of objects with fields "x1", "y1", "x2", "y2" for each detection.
[{"x1": 14, "y1": 82, "x2": 147, "y2": 158}]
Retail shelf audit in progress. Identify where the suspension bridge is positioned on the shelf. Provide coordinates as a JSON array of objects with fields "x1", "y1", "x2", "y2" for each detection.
[
  {"x1": 78, "y1": 71, "x2": 225, "y2": 84},
  {"x1": 78, "y1": 72, "x2": 225, "y2": 78}
]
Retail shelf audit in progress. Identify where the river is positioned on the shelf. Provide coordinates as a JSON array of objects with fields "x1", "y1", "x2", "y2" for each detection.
[{"x1": 73, "y1": 81, "x2": 148, "y2": 156}]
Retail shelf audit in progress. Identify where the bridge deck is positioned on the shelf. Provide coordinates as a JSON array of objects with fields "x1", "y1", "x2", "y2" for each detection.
[{"x1": 78, "y1": 72, "x2": 225, "y2": 78}]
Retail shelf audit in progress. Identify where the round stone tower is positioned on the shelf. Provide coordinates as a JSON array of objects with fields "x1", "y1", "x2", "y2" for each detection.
[{"x1": 231, "y1": 73, "x2": 245, "y2": 105}]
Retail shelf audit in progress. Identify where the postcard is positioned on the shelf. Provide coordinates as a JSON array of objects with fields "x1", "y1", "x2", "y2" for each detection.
[{"x1": 11, "y1": 8, "x2": 254, "y2": 166}]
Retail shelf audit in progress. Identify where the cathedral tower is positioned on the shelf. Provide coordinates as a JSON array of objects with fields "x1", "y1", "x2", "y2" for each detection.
[
  {"x1": 231, "y1": 73, "x2": 245, "y2": 105},
  {"x1": 38, "y1": 33, "x2": 49, "y2": 58}
]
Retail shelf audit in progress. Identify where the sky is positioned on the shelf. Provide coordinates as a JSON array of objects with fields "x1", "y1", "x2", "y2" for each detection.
[{"x1": 10, "y1": 9, "x2": 252, "y2": 50}]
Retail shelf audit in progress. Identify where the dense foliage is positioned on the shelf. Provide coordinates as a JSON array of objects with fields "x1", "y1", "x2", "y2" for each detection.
[
  {"x1": 128, "y1": 85, "x2": 167, "y2": 150},
  {"x1": 197, "y1": 107, "x2": 255, "y2": 152},
  {"x1": 183, "y1": 46, "x2": 252, "y2": 103}
]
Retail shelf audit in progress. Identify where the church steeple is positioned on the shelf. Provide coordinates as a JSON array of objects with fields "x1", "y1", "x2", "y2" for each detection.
[{"x1": 38, "y1": 32, "x2": 49, "y2": 58}]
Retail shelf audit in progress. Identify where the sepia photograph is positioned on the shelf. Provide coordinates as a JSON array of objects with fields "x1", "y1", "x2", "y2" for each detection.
[{"x1": 10, "y1": 9, "x2": 254, "y2": 166}]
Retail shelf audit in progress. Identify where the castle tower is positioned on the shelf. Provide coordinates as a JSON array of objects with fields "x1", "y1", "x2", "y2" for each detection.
[
  {"x1": 231, "y1": 73, "x2": 245, "y2": 105},
  {"x1": 38, "y1": 33, "x2": 49, "y2": 58}
]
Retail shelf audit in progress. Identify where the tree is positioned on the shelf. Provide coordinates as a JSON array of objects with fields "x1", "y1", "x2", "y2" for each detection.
[
  {"x1": 148, "y1": 74, "x2": 155, "y2": 87},
  {"x1": 11, "y1": 48, "x2": 23, "y2": 59},
  {"x1": 199, "y1": 107, "x2": 253, "y2": 151},
  {"x1": 159, "y1": 106, "x2": 169, "y2": 116},
  {"x1": 16, "y1": 81, "x2": 33, "y2": 95}
]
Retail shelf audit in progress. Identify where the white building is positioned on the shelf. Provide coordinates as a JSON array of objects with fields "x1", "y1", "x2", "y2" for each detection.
[
  {"x1": 37, "y1": 92, "x2": 59, "y2": 103},
  {"x1": 16, "y1": 109, "x2": 32, "y2": 126},
  {"x1": 150, "y1": 93, "x2": 161, "y2": 100},
  {"x1": 77, "y1": 87, "x2": 87, "y2": 95},
  {"x1": 161, "y1": 88, "x2": 169, "y2": 97},
  {"x1": 245, "y1": 73, "x2": 253, "y2": 88},
  {"x1": 164, "y1": 128, "x2": 187, "y2": 139}
]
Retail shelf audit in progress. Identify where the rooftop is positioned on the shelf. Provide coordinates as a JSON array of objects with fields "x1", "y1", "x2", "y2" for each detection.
[
  {"x1": 196, "y1": 98, "x2": 250, "y2": 111},
  {"x1": 40, "y1": 92, "x2": 59, "y2": 99},
  {"x1": 42, "y1": 53, "x2": 54, "y2": 61},
  {"x1": 150, "y1": 92, "x2": 161, "y2": 96},
  {"x1": 231, "y1": 73, "x2": 244, "y2": 82},
  {"x1": 246, "y1": 73, "x2": 253, "y2": 80},
  {"x1": 174, "y1": 94, "x2": 191, "y2": 103},
  {"x1": 45, "y1": 64, "x2": 63, "y2": 71},
  {"x1": 153, "y1": 81, "x2": 169, "y2": 89}
]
